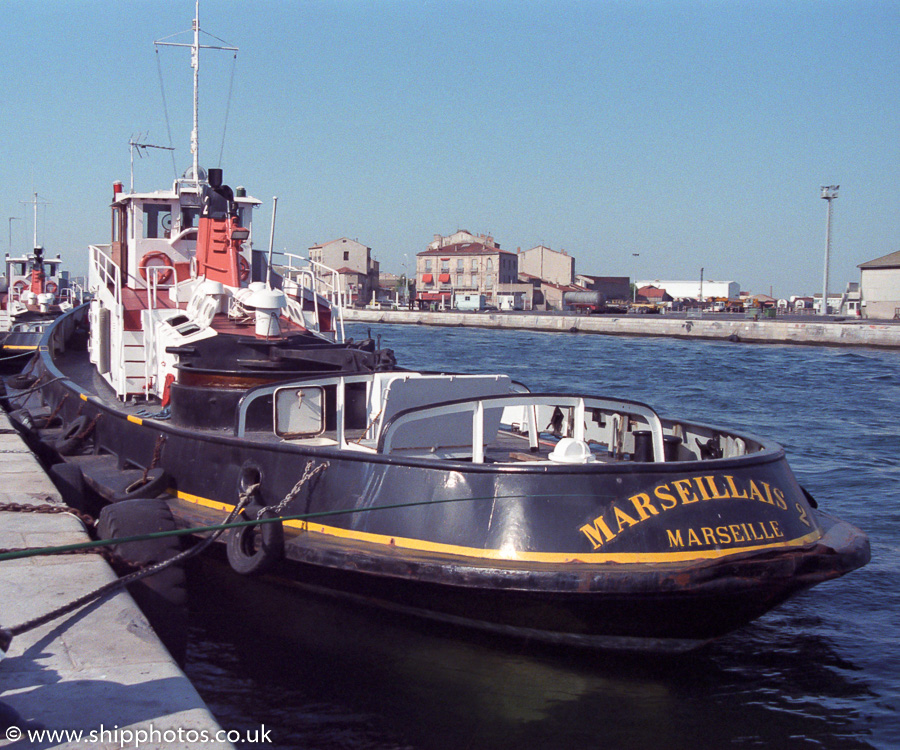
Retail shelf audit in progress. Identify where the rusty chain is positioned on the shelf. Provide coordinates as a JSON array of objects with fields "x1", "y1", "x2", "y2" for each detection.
[{"x1": 0, "y1": 501, "x2": 144, "y2": 570}]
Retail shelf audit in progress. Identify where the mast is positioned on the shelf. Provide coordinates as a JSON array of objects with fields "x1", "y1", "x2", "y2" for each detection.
[
  {"x1": 191, "y1": 0, "x2": 200, "y2": 182},
  {"x1": 32, "y1": 192, "x2": 38, "y2": 248},
  {"x1": 19, "y1": 192, "x2": 49, "y2": 250},
  {"x1": 154, "y1": 1, "x2": 237, "y2": 184}
]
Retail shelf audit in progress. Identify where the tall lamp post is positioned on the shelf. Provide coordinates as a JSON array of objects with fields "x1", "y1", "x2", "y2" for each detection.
[
  {"x1": 632, "y1": 253, "x2": 640, "y2": 302},
  {"x1": 820, "y1": 185, "x2": 839, "y2": 316},
  {"x1": 8, "y1": 217, "x2": 22, "y2": 254}
]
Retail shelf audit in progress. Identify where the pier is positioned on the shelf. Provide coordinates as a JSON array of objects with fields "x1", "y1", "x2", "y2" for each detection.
[
  {"x1": 0, "y1": 411, "x2": 232, "y2": 749},
  {"x1": 343, "y1": 309, "x2": 900, "y2": 348}
]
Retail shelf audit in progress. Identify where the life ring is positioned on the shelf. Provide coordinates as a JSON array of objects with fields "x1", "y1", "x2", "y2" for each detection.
[
  {"x1": 97, "y1": 498, "x2": 187, "y2": 663},
  {"x1": 139, "y1": 251, "x2": 175, "y2": 285},
  {"x1": 45, "y1": 281, "x2": 58, "y2": 295},
  {"x1": 238, "y1": 254, "x2": 251, "y2": 282},
  {"x1": 12, "y1": 280, "x2": 27, "y2": 297},
  {"x1": 54, "y1": 415, "x2": 90, "y2": 456},
  {"x1": 226, "y1": 502, "x2": 284, "y2": 575}
]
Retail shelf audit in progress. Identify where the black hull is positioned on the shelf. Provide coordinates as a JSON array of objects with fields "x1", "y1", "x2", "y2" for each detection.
[{"x1": 8, "y1": 309, "x2": 870, "y2": 652}]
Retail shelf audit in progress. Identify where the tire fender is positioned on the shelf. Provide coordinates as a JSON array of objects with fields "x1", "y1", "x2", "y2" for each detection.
[
  {"x1": 111, "y1": 468, "x2": 170, "y2": 502},
  {"x1": 54, "y1": 416, "x2": 90, "y2": 456},
  {"x1": 97, "y1": 498, "x2": 187, "y2": 663},
  {"x1": 7, "y1": 373, "x2": 38, "y2": 390},
  {"x1": 226, "y1": 502, "x2": 284, "y2": 576},
  {"x1": 8, "y1": 408, "x2": 35, "y2": 432}
]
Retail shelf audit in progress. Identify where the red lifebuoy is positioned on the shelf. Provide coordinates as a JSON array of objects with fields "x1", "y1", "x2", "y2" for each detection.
[
  {"x1": 12, "y1": 280, "x2": 27, "y2": 297},
  {"x1": 45, "y1": 281, "x2": 58, "y2": 295},
  {"x1": 238, "y1": 254, "x2": 251, "y2": 282},
  {"x1": 139, "y1": 251, "x2": 175, "y2": 285}
]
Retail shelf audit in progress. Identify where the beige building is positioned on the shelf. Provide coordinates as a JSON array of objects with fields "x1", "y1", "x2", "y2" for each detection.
[
  {"x1": 859, "y1": 250, "x2": 900, "y2": 319},
  {"x1": 308, "y1": 237, "x2": 379, "y2": 305},
  {"x1": 416, "y1": 231, "x2": 518, "y2": 307},
  {"x1": 517, "y1": 245, "x2": 574, "y2": 287}
]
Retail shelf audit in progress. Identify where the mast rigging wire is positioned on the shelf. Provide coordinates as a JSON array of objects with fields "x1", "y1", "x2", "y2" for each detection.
[
  {"x1": 155, "y1": 48, "x2": 179, "y2": 179},
  {"x1": 218, "y1": 52, "x2": 238, "y2": 168}
]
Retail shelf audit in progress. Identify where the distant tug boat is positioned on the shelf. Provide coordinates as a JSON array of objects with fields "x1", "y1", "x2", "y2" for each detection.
[
  {"x1": 1, "y1": 245, "x2": 79, "y2": 367},
  {"x1": 3, "y1": 7, "x2": 869, "y2": 654}
]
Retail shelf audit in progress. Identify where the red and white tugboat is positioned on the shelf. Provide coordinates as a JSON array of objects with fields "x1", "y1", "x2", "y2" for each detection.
[
  {"x1": 2, "y1": 195, "x2": 81, "y2": 365},
  {"x1": 4, "y1": 5, "x2": 869, "y2": 655}
]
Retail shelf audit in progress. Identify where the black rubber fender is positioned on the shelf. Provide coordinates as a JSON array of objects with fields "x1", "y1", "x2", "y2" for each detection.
[
  {"x1": 111, "y1": 468, "x2": 170, "y2": 502},
  {"x1": 7, "y1": 408, "x2": 35, "y2": 432},
  {"x1": 226, "y1": 503, "x2": 284, "y2": 576},
  {"x1": 48, "y1": 462, "x2": 94, "y2": 516},
  {"x1": 97, "y1": 498, "x2": 187, "y2": 663},
  {"x1": 7, "y1": 373, "x2": 38, "y2": 391},
  {"x1": 54, "y1": 416, "x2": 90, "y2": 456}
]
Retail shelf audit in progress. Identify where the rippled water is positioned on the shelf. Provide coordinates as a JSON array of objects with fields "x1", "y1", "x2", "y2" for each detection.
[{"x1": 185, "y1": 324, "x2": 899, "y2": 749}]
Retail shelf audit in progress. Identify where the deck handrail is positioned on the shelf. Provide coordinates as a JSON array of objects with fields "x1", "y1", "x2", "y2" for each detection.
[
  {"x1": 276, "y1": 252, "x2": 346, "y2": 342},
  {"x1": 378, "y1": 392, "x2": 667, "y2": 463}
]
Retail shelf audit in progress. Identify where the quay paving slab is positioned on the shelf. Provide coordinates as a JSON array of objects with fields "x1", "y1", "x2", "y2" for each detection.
[{"x1": 0, "y1": 413, "x2": 234, "y2": 749}]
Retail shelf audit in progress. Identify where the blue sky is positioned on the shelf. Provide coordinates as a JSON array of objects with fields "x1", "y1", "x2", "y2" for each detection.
[{"x1": 2, "y1": 0, "x2": 898, "y2": 298}]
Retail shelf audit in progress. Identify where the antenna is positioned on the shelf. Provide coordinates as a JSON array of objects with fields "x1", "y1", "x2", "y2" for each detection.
[
  {"x1": 154, "y1": 0, "x2": 238, "y2": 183},
  {"x1": 129, "y1": 135, "x2": 176, "y2": 192}
]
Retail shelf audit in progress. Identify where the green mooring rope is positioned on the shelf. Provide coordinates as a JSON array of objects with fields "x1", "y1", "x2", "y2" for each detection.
[{"x1": 0, "y1": 492, "x2": 562, "y2": 563}]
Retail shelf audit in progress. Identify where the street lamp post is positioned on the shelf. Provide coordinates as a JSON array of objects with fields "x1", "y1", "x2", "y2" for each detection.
[
  {"x1": 632, "y1": 253, "x2": 640, "y2": 303},
  {"x1": 820, "y1": 185, "x2": 839, "y2": 316},
  {"x1": 8, "y1": 217, "x2": 22, "y2": 254},
  {"x1": 401, "y1": 253, "x2": 409, "y2": 306}
]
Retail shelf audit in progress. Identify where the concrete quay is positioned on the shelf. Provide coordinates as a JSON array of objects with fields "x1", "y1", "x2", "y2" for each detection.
[
  {"x1": 0, "y1": 412, "x2": 232, "y2": 749},
  {"x1": 343, "y1": 308, "x2": 900, "y2": 349}
]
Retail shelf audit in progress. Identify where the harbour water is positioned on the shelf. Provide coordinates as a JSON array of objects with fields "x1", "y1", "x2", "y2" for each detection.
[{"x1": 184, "y1": 324, "x2": 899, "y2": 749}]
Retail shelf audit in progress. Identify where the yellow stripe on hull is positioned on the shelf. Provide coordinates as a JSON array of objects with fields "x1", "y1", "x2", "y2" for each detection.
[{"x1": 173, "y1": 489, "x2": 823, "y2": 566}]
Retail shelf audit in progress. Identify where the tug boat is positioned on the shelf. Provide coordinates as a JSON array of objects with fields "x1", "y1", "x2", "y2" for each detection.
[
  {"x1": 6, "y1": 163, "x2": 870, "y2": 650},
  {"x1": 2, "y1": 243, "x2": 80, "y2": 366},
  {"x1": 3, "y1": 10, "x2": 869, "y2": 653}
]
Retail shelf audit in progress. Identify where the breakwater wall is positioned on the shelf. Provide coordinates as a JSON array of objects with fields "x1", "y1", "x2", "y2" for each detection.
[{"x1": 343, "y1": 309, "x2": 900, "y2": 349}]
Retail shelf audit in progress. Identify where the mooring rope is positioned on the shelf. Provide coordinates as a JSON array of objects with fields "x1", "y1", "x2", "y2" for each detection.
[
  {"x1": 0, "y1": 472, "x2": 580, "y2": 657},
  {"x1": 5, "y1": 376, "x2": 63, "y2": 406},
  {"x1": 0, "y1": 350, "x2": 37, "y2": 363},
  {"x1": 0, "y1": 485, "x2": 258, "y2": 657},
  {"x1": 0, "y1": 489, "x2": 559, "y2": 564}
]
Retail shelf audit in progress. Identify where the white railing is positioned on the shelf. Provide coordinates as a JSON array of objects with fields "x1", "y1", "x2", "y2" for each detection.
[
  {"x1": 89, "y1": 245, "x2": 122, "y2": 306},
  {"x1": 378, "y1": 393, "x2": 668, "y2": 464},
  {"x1": 276, "y1": 252, "x2": 346, "y2": 342}
]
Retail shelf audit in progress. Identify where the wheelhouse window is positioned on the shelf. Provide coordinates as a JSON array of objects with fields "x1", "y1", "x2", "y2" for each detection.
[
  {"x1": 143, "y1": 204, "x2": 173, "y2": 239},
  {"x1": 181, "y1": 207, "x2": 200, "y2": 229}
]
